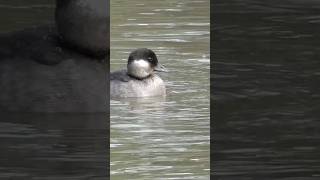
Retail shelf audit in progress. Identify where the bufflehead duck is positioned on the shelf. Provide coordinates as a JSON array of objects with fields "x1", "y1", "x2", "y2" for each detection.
[{"x1": 110, "y1": 48, "x2": 167, "y2": 98}]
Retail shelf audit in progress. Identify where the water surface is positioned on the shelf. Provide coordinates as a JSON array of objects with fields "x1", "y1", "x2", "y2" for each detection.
[
  {"x1": 0, "y1": 0, "x2": 54, "y2": 33},
  {"x1": 110, "y1": 0, "x2": 210, "y2": 179},
  {"x1": 212, "y1": 0, "x2": 320, "y2": 179}
]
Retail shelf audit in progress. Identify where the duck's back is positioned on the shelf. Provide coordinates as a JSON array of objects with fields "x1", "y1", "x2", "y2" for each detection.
[{"x1": 110, "y1": 70, "x2": 166, "y2": 98}]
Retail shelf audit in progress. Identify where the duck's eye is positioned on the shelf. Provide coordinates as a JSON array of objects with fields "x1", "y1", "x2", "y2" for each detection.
[{"x1": 147, "y1": 57, "x2": 153, "y2": 62}]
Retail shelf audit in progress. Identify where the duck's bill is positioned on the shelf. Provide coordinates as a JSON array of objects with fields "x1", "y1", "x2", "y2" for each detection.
[{"x1": 154, "y1": 63, "x2": 168, "y2": 72}]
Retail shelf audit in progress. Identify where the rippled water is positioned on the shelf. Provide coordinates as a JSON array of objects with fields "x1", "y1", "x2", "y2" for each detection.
[
  {"x1": 0, "y1": 113, "x2": 108, "y2": 179},
  {"x1": 213, "y1": 0, "x2": 320, "y2": 179},
  {"x1": 110, "y1": 0, "x2": 210, "y2": 179}
]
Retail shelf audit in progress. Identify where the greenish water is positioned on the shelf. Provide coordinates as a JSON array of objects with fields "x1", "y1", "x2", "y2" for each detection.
[{"x1": 110, "y1": 0, "x2": 210, "y2": 179}]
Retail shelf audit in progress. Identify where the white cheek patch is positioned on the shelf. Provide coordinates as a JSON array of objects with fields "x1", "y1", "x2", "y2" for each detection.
[
  {"x1": 133, "y1": 59, "x2": 150, "y2": 69},
  {"x1": 127, "y1": 59, "x2": 152, "y2": 78}
]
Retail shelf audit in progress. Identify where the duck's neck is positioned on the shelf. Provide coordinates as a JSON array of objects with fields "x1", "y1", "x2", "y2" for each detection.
[{"x1": 127, "y1": 72, "x2": 153, "y2": 80}]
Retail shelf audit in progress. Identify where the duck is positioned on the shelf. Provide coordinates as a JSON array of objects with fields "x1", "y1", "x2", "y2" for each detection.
[{"x1": 110, "y1": 48, "x2": 167, "y2": 98}]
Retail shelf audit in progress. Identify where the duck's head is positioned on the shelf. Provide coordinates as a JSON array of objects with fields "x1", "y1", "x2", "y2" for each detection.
[{"x1": 127, "y1": 48, "x2": 167, "y2": 79}]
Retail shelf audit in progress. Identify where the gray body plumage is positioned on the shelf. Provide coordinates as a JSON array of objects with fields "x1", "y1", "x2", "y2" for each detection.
[{"x1": 110, "y1": 70, "x2": 166, "y2": 98}]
